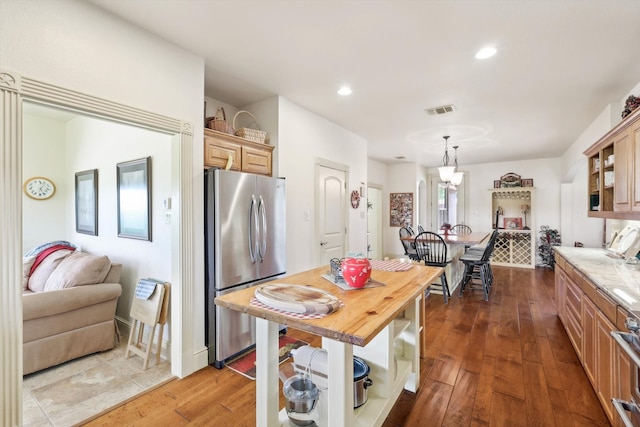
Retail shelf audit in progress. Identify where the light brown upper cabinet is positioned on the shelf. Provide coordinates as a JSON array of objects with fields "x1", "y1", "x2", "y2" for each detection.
[
  {"x1": 204, "y1": 128, "x2": 274, "y2": 176},
  {"x1": 584, "y1": 108, "x2": 640, "y2": 219}
]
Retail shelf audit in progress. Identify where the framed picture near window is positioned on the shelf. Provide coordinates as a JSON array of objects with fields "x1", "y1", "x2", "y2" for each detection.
[
  {"x1": 389, "y1": 192, "x2": 413, "y2": 227},
  {"x1": 75, "y1": 169, "x2": 98, "y2": 235},
  {"x1": 117, "y1": 157, "x2": 151, "y2": 241}
]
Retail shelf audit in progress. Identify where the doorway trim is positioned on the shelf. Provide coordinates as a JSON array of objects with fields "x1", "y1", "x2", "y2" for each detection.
[
  {"x1": 367, "y1": 182, "x2": 384, "y2": 260},
  {"x1": 0, "y1": 69, "x2": 193, "y2": 424}
]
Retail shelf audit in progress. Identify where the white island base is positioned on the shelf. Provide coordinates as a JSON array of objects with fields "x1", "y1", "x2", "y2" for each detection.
[{"x1": 256, "y1": 295, "x2": 422, "y2": 427}]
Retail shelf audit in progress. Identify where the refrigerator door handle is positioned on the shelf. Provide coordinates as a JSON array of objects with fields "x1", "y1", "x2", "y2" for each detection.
[
  {"x1": 249, "y1": 195, "x2": 258, "y2": 263},
  {"x1": 258, "y1": 195, "x2": 267, "y2": 262}
]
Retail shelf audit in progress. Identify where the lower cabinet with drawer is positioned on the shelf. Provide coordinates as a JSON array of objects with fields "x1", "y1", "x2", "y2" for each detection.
[
  {"x1": 565, "y1": 276, "x2": 583, "y2": 356},
  {"x1": 554, "y1": 253, "x2": 623, "y2": 425}
]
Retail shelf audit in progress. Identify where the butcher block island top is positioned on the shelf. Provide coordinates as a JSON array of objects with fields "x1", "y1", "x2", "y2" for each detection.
[{"x1": 214, "y1": 264, "x2": 442, "y2": 347}]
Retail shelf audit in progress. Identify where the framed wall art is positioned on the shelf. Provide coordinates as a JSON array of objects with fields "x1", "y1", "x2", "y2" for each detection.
[
  {"x1": 75, "y1": 169, "x2": 98, "y2": 235},
  {"x1": 117, "y1": 157, "x2": 151, "y2": 241},
  {"x1": 504, "y1": 217, "x2": 523, "y2": 230},
  {"x1": 390, "y1": 192, "x2": 413, "y2": 227}
]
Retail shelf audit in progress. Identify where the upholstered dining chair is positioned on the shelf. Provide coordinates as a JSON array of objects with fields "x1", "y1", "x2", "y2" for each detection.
[{"x1": 414, "y1": 231, "x2": 451, "y2": 304}]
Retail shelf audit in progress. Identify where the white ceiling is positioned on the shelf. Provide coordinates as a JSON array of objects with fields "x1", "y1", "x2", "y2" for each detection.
[{"x1": 89, "y1": 0, "x2": 640, "y2": 168}]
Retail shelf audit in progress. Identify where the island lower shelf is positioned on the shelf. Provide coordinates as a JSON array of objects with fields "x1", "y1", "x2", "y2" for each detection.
[{"x1": 277, "y1": 357, "x2": 413, "y2": 427}]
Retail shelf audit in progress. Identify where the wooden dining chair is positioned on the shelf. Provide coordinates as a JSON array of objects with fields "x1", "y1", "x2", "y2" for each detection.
[
  {"x1": 414, "y1": 231, "x2": 451, "y2": 304},
  {"x1": 451, "y1": 224, "x2": 472, "y2": 234},
  {"x1": 399, "y1": 226, "x2": 420, "y2": 261},
  {"x1": 459, "y1": 228, "x2": 498, "y2": 301}
]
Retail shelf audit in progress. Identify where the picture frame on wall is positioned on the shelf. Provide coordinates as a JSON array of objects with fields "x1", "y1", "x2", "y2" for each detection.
[
  {"x1": 75, "y1": 169, "x2": 98, "y2": 235},
  {"x1": 389, "y1": 192, "x2": 413, "y2": 227},
  {"x1": 117, "y1": 157, "x2": 151, "y2": 241},
  {"x1": 504, "y1": 217, "x2": 523, "y2": 230}
]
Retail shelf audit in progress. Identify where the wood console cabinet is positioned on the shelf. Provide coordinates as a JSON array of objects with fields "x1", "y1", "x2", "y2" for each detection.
[
  {"x1": 204, "y1": 128, "x2": 274, "y2": 176},
  {"x1": 584, "y1": 108, "x2": 640, "y2": 218},
  {"x1": 489, "y1": 188, "x2": 535, "y2": 269}
]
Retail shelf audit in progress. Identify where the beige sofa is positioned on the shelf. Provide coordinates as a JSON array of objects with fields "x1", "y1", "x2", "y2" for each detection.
[{"x1": 22, "y1": 248, "x2": 123, "y2": 375}]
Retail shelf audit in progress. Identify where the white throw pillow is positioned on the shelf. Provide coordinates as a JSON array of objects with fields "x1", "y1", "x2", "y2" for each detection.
[
  {"x1": 22, "y1": 255, "x2": 36, "y2": 291},
  {"x1": 44, "y1": 252, "x2": 111, "y2": 291}
]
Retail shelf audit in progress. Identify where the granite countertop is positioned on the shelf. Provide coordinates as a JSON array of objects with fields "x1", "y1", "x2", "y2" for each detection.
[{"x1": 555, "y1": 246, "x2": 640, "y2": 316}]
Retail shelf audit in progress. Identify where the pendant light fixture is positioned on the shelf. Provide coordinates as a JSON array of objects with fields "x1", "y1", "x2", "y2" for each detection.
[
  {"x1": 438, "y1": 136, "x2": 455, "y2": 183},
  {"x1": 450, "y1": 145, "x2": 464, "y2": 186}
]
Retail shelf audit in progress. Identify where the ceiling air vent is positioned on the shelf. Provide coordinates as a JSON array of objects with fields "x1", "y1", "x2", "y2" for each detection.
[{"x1": 426, "y1": 104, "x2": 456, "y2": 115}]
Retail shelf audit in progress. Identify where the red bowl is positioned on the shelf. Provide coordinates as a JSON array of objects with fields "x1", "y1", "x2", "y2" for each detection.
[{"x1": 341, "y1": 258, "x2": 371, "y2": 288}]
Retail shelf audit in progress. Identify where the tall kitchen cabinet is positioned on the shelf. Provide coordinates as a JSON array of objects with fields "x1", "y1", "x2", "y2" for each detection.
[
  {"x1": 585, "y1": 108, "x2": 640, "y2": 218},
  {"x1": 490, "y1": 188, "x2": 536, "y2": 269}
]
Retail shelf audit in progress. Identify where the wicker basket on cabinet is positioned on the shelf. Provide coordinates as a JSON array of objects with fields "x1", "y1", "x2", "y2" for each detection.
[{"x1": 233, "y1": 110, "x2": 267, "y2": 144}]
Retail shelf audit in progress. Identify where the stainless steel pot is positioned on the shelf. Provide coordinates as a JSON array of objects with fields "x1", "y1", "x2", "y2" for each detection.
[{"x1": 353, "y1": 356, "x2": 373, "y2": 408}]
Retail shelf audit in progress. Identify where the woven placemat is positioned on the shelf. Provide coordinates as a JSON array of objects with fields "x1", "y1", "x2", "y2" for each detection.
[
  {"x1": 369, "y1": 260, "x2": 414, "y2": 272},
  {"x1": 250, "y1": 297, "x2": 343, "y2": 319}
]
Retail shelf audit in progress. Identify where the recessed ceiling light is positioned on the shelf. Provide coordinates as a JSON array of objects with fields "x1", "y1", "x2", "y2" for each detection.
[
  {"x1": 475, "y1": 46, "x2": 497, "y2": 59},
  {"x1": 337, "y1": 86, "x2": 352, "y2": 96}
]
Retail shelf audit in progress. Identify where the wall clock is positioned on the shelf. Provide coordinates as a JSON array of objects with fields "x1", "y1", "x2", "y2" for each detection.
[
  {"x1": 350, "y1": 190, "x2": 361, "y2": 209},
  {"x1": 23, "y1": 176, "x2": 56, "y2": 200}
]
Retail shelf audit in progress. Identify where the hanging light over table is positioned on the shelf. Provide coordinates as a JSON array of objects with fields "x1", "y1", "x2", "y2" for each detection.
[
  {"x1": 438, "y1": 136, "x2": 455, "y2": 182},
  {"x1": 450, "y1": 145, "x2": 464, "y2": 186}
]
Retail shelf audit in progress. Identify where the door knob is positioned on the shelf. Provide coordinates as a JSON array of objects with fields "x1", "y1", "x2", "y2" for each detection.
[{"x1": 320, "y1": 241, "x2": 328, "y2": 246}]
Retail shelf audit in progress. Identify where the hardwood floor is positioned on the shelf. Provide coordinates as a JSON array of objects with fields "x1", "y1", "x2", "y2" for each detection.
[{"x1": 84, "y1": 266, "x2": 610, "y2": 426}]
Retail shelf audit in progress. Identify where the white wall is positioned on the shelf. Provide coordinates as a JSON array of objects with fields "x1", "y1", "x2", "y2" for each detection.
[
  {"x1": 439, "y1": 157, "x2": 563, "y2": 237},
  {"x1": 22, "y1": 114, "x2": 68, "y2": 250},
  {"x1": 278, "y1": 97, "x2": 368, "y2": 273},
  {"x1": 367, "y1": 158, "x2": 386, "y2": 187},
  {"x1": 64, "y1": 115, "x2": 173, "y2": 323},
  {"x1": 384, "y1": 162, "x2": 420, "y2": 258}
]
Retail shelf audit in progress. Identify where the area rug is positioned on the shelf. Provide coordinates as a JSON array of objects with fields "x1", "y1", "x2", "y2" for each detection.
[{"x1": 226, "y1": 335, "x2": 308, "y2": 380}]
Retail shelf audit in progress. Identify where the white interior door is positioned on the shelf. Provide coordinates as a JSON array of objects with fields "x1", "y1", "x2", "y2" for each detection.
[
  {"x1": 317, "y1": 164, "x2": 346, "y2": 266},
  {"x1": 367, "y1": 187, "x2": 383, "y2": 260}
]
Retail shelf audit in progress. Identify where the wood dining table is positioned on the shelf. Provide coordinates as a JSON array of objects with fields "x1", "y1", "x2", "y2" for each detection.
[
  {"x1": 400, "y1": 230, "x2": 491, "y2": 293},
  {"x1": 400, "y1": 231, "x2": 490, "y2": 247}
]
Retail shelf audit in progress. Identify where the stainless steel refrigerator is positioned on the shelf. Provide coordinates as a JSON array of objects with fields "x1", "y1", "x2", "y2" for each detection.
[{"x1": 205, "y1": 168, "x2": 286, "y2": 368}]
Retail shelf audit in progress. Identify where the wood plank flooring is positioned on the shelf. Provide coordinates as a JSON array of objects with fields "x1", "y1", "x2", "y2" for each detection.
[{"x1": 83, "y1": 266, "x2": 610, "y2": 426}]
